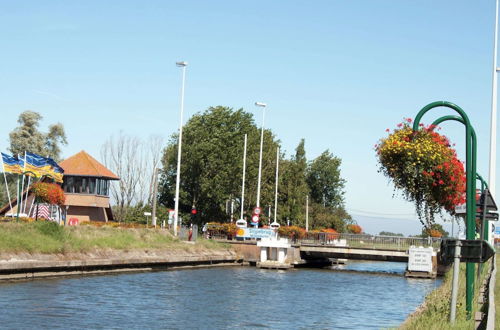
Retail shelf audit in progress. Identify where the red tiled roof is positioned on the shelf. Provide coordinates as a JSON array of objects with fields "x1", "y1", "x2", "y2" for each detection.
[{"x1": 59, "y1": 151, "x2": 119, "y2": 180}]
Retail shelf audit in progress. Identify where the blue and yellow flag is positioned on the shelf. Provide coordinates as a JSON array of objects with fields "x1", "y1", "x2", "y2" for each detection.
[
  {"x1": 1, "y1": 153, "x2": 22, "y2": 174},
  {"x1": 22, "y1": 152, "x2": 64, "y2": 183}
]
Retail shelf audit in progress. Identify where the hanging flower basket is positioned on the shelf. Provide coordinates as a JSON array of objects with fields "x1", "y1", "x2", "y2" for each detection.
[
  {"x1": 375, "y1": 119, "x2": 466, "y2": 228},
  {"x1": 31, "y1": 182, "x2": 66, "y2": 206}
]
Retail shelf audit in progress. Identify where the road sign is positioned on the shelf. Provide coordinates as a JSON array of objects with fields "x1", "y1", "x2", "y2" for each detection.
[
  {"x1": 251, "y1": 214, "x2": 259, "y2": 223},
  {"x1": 440, "y1": 239, "x2": 495, "y2": 264},
  {"x1": 477, "y1": 189, "x2": 499, "y2": 221},
  {"x1": 479, "y1": 189, "x2": 498, "y2": 211},
  {"x1": 144, "y1": 212, "x2": 151, "y2": 216},
  {"x1": 253, "y1": 207, "x2": 262, "y2": 215}
]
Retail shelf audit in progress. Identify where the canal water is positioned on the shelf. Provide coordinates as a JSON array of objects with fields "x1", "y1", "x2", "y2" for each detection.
[{"x1": 0, "y1": 261, "x2": 440, "y2": 329}]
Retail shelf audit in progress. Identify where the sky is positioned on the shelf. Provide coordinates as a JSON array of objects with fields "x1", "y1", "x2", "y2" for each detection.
[{"x1": 0, "y1": 1, "x2": 499, "y2": 235}]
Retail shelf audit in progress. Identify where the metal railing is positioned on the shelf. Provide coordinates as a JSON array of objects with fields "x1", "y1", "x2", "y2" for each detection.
[{"x1": 295, "y1": 233, "x2": 441, "y2": 251}]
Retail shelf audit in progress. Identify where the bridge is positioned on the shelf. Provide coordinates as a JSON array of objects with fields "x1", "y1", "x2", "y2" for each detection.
[
  {"x1": 295, "y1": 233, "x2": 441, "y2": 263},
  {"x1": 221, "y1": 232, "x2": 441, "y2": 265}
]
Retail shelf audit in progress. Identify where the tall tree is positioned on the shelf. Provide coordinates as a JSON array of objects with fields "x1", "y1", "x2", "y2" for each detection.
[
  {"x1": 279, "y1": 139, "x2": 310, "y2": 227},
  {"x1": 306, "y1": 150, "x2": 345, "y2": 208},
  {"x1": 9, "y1": 111, "x2": 67, "y2": 161},
  {"x1": 101, "y1": 133, "x2": 143, "y2": 221},
  {"x1": 158, "y1": 106, "x2": 280, "y2": 224}
]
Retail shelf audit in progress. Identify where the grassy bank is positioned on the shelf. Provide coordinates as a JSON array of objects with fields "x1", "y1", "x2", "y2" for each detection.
[
  {"x1": 0, "y1": 221, "x2": 227, "y2": 254},
  {"x1": 496, "y1": 255, "x2": 499, "y2": 329},
  {"x1": 400, "y1": 256, "x2": 494, "y2": 330}
]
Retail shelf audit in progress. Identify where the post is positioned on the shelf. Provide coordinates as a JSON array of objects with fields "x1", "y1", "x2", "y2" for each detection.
[
  {"x1": 488, "y1": 0, "x2": 499, "y2": 245},
  {"x1": 240, "y1": 134, "x2": 247, "y2": 220},
  {"x1": 151, "y1": 167, "x2": 159, "y2": 228},
  {"x1": 174, "y1": 61, "x2": 188, "y2": 236},
  {"x1": 306, "y1": 195, "x2": 309, "y2": 232},
  {"x1": 450, "y1": 240, "x2": 461, "y2": 323},
  {"x1": 16, "y1": 174, "x2": 23, "y2": 221},
  {"x1": 273, "y1": 147, "x2": 279, "y2": 223},
  {"x1": 1, "y1": 161, "x2": 12, "y2": 212},
  {"x1": 489, "y1": 0, "x2": 499, "y2": 200},
  {"x1": 230, "y1": 198, "x2": 234, "y2": 223},
  {"x1": 255, "y1": 102, "x2": 267, "y2": 208}
]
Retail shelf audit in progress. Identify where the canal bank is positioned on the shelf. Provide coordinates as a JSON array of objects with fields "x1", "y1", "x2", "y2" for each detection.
[{"x1": 0, "y1": 248, "x2": 242, "y2": 280}]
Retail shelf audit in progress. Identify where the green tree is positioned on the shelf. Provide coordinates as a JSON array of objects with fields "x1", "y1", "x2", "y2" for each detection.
[
  {"x1": 379, "y1": 231, "x2": 405, "y2": 237},
  {"x1": 306, "y1": 150, "x2": 345, "y2": 208},
  {"x1": 309, "y1": 202, "x2": 353, "y2": 232},
  {"x1": 158, "y1": 106, "x2": 280, "y2": 225},
  {"x1": 280, "y1": 139, "x2": 310, "y2": 227},
  {"x1": 9, "y1": 111, "x2": 67, "y2": 161}
]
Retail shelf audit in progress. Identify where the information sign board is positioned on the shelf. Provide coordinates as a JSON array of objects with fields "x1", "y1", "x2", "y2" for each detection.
[{"x1": 408, "y1": 247, "x2": 433, "y2": 273}]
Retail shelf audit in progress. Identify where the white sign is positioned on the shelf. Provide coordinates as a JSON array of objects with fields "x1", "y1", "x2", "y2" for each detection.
[
  {"x1": 253, "y1": 207, "x2": 262, "y2": 215},
  {"x1": 408, "y1": 246, "x2": 434, "y2": 273},
  {"x1": 454, "y1": 203, "x2": 466, "y2": 215},
  {"x1": 236, "y1": 228, "x2": 274, "y2": 239},
  {"x1": 168, "y1": 209, "x2": 175, "y2": 220},
  {"x1": 144, "y1": 212, "x2": 152, "y2": 216},
  {"x1": 251, "y1": 214, "x2": 259, "y2": 223}
]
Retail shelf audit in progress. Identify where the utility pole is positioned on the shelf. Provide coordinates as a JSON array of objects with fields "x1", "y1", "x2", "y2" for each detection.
[
  {"x1": 151, "y1": 167, "x2": 159, "y2": 228},
  {"x1": 306, "y1": 195, "x2": 309, "y2": 232}
]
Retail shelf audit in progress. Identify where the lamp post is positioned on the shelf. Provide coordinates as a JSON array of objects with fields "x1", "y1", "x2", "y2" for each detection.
[
  {"x1": 488, "y1": 0, "x2": 499, "y2": 245},
  {"x1": 255, "y1": 102, "x2": 267, "y2": 208},
  {"x1": 174, "y1": 61, "x2": 188, "y2": 237},
  {"x1": 413, "y1": 101, "x2": 476, "y2": 318}
]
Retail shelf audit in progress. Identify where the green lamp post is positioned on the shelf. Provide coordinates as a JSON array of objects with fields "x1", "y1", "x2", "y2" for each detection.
[{"x1": 413, "y1": 101, "x2": 477, "y2": 317}]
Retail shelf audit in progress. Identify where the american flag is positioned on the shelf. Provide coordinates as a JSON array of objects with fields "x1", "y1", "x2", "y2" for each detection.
[{"x1": 31, "y1": 204, "x2": 50, "y2": 219}]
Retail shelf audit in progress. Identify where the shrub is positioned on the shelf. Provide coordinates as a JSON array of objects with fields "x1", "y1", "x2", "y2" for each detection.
[
  {"x1": 31, "y1": 182, "x2": 65, "y2": 206},
  {"x1": 278, "y1": 226, "x2": 306, "y2": 239},
  {"x1": 347, "y1": 224, "x2": 362, "y2": 234}
]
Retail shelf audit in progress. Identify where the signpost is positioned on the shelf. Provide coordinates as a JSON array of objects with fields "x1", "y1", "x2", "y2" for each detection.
[{"x1": 440, "y1": 239, "x2": 496, "y2": 265}]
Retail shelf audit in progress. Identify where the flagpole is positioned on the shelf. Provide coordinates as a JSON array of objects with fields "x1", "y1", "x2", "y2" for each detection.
[
  {"x1": 1, "y1": 161, "x2": 12, "y2": 212},
  {"x1": 23, "y1": 176, "x2": 31, "y2": 214},
  {"x1": 19, "y1": 152, "x2": 26, "y2": 215}
]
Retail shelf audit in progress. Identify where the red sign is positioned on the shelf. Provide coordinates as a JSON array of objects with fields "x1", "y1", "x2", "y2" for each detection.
[
  {"x1": 251, "y1": 214, "x2": 260, "y2": 223},
  {"x1": 253, "y1": 207, "x2": 262, "y2": 215}
]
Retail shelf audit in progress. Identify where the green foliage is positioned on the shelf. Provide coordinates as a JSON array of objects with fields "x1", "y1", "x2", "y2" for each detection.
[
  {"x1": 9, "y1": 111, "x2": 67, "y2": 161},
  {"x1": 309, "y1": 202, "x2": 353, "y2": 232},
  {"x1": 307, "y1": 150, "x2": 345, "y2": 208},
  {"x1": 157, "y1": 105, "x2": 350, "y2": 231},
  {"x1": 279, "y1": 139, "x2": 310, "y2": 227},
  {"x1": 159, "y1": 106, "x2": 280, "y2": 224},
  {"x1": 379, "y1": 231, "x2": 404, "y2": 237}
]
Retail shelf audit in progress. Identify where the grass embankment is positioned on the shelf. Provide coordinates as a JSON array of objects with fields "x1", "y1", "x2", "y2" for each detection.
[
  {"x1": 0, "y1": 221, "x2": 227, "y2": 254},
  {"x1": 496, "y1": 255, "x2": 499, "y2": 329},
  {"x1": 400, "y1": 258, "x2": 493, "y2": 330}
]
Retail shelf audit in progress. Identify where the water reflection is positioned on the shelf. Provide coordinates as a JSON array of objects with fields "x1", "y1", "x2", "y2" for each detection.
[{"x1": 0, "y1": 263, "x2": 440, "y2": 329}]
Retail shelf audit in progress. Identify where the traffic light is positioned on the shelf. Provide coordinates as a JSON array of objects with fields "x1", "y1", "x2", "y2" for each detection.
[{"x1": 190, "y1": 207, "x2": 197, "y2": 223}]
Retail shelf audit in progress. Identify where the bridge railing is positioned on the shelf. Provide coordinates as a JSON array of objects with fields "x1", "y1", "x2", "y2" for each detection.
[{"x1": 296, "y1": 232, "x2": 441, "y2": 251}]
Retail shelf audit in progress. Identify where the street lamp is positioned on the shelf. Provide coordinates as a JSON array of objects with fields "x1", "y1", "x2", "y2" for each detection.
[
  {"x1": 255, "y1": 102, "x2": 267, "y2": 208},
  {"x1": 174, "y1": 61, "x2": 188, "y2": 236},
  {"x1": 488, "y1": 0, "x2": 499, "y2": 245}
]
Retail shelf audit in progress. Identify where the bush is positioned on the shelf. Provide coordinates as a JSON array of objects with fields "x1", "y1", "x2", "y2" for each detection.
[{"x1": 278, "y1": 226, "x2": 306, "y2": 239}]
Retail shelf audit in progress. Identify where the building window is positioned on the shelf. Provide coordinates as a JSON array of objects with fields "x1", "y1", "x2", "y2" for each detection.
[{"x1": 62, "y1": 176, "x2": 109, "y2": 196}]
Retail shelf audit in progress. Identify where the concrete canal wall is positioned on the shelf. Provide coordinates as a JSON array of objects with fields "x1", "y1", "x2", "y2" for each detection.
[{"x1": 0, "y1": 248, "x2": 241, "y2": 280}]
